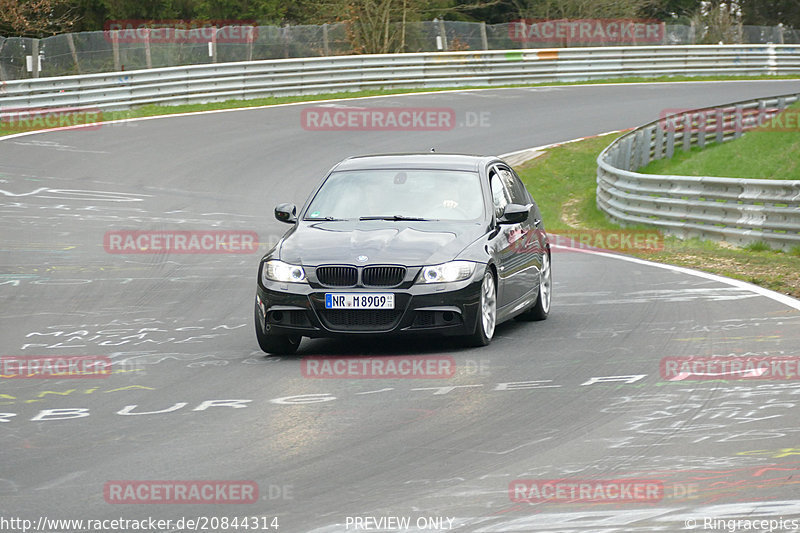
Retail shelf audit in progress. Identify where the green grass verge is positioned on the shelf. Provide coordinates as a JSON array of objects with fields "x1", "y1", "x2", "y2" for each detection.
[
  {"x1": 514, "y1": 133, "x2": 800, "y2": 298},
  {"x1": 640, "y1": 100, "x2": 800, "y2": 180},
  {"x1": 1, "y1": 73, "x2": 799, "y2": 137}
]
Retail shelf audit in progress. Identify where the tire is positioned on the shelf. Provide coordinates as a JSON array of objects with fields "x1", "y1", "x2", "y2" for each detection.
[
  {"x1": 516, "y1": 250, "x2": 551, "y2": 321},
  {"x1": 254, "y1": 302, "x2": 301, "y2": 355},
  {"x1": 465, "y1": 269, "x2": 497, "y2": 347}
]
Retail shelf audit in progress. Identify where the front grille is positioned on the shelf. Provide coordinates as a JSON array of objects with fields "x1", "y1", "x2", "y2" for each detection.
[
  {"x1": 316, "y1": 266, "x2": 358, "y2": 287},
  {"x1": 363, "y1": 266, "x2": 406, "y2": 287},
  {"x1": 319, "y1": 309, "x2": 403, "y2": 331}
]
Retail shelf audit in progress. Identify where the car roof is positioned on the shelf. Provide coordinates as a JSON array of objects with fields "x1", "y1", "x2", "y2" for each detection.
[{"x1": 332, "y1": 153, "x2": 500, "y2": 172}]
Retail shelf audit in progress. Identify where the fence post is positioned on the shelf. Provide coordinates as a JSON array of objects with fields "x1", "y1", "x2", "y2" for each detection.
[
  {"x1": 145, "y1": 28, "x2": 153, "y2": 68},
  {"x1": 480, "y1": 22, "x2": 488, "y2": 50},
  {"x1": 438, "y1": 19, "x2": 448, "y2": 51},
  {"x1": 112, "y1": 31, "x2": 121, "y2": 71},
  {"x1": 66, "y1": 33, "x2": 81, "y2": 74},
  {"x1": 211, "y1": 27, "x2": 218, "y2": 63},
  {"x1": 31, "y1": 38, "x2": 40, "y2": 78},
  {"x1": 322, "y1": 23, "x2": 330, "y2": 56},
  {"x1": 248, "y1": 26, "x2": 255, "y2": 61}
]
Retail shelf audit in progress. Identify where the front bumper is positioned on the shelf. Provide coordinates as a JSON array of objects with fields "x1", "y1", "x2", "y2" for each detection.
[{"x1": 255, "y1": 270, "x2": 483, "y2": 338}]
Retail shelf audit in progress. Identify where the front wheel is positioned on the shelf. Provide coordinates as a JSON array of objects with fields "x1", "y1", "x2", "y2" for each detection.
[
  {"x1": 516, "y1": 251, "x2": 551, "y2": 321},
  {"x1": 465, "y1": 269, "x2": 497, "y2": 347},
  {"x1": 255, "y1": 303, "x2": 301, "y2": 355}
]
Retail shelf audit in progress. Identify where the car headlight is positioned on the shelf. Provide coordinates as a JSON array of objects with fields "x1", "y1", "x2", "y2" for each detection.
[
  {"x1": 262, "y1": 260, "x2": 306, "y2": 284},
  {"x1": 418, "y1": 261, "x2": 476, "y2": 284}
]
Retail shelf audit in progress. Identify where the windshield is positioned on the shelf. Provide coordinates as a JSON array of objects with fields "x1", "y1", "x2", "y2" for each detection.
[{"x1": 304, "y1": 169, "x2": 484, "y2": 221}]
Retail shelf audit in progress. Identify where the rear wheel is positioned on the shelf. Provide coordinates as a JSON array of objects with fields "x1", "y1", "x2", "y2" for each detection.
[
  {"x1": 255, "y1": 303, "x2": 301, "y2": 355},
  {"x1": 516, "y1": 251, "x2": 551, "y2": 321},
  {"x1": 465, "y1": 269, "x2": 496, "y2": 347}
]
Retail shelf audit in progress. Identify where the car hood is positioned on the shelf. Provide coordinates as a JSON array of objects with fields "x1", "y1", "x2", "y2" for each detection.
[{"x1": 278, "y1": 221, "x2": 485, "y2": 266}]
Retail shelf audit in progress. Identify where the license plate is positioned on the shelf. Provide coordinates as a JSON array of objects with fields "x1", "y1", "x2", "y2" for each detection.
[{"x1": 325, "y1": 293, "x2": 395, "y2": 309}]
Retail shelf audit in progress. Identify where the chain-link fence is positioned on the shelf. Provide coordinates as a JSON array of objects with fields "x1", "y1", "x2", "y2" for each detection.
[{"x1": 1, "y1": 20, "x2": 798, "y2": 81}]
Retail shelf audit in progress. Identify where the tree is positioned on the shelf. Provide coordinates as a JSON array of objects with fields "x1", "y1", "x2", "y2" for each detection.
[
  {"x1": 194, "y1": 0, "x2": 285, "y2": 23},
  {"x1": 740, "y1": 0, "x2": 800, "y2": 28},
  {"x1": 0, "y1": 0, "x2": 78, "y2": 36},
  {"x1": 691, "y1": 2, "x2": 743, "y2": 43},
  {"x1": 641, "y1": 0, "x2": 702, "y2": 22},
  {"x1": 509, "y1": 0, "x2": 655, "y2": 20}
]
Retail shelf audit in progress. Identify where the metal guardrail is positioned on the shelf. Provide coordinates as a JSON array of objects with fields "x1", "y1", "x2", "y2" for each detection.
[
  {"x1": 596, "y1": 92, "x2": 800, "y2": 251},
  {"x1": 1, "y1": 45, "x2": 799, "y2": 112}
]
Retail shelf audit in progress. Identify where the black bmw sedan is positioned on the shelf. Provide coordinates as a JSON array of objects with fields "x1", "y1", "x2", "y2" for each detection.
[{"x1": 255, "y1": 153, "x2": 551, "y2": 354}]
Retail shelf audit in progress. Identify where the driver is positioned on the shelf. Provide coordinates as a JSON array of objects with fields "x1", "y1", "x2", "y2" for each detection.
[{"x1": 434, "y1": 176, "x2": 480, "y2": 217}]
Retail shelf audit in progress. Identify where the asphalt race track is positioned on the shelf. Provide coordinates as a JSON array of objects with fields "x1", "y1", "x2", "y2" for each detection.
[{"x1": 2, "y1": 80, "x2": 800, "y2": 532}]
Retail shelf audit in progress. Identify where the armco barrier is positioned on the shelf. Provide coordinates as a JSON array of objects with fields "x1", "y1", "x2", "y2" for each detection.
[
  {"x1": 596, "y1": 93, "x2": 800, "y2": 251},
  {"x1": 0, "y1": 45, "x2": 799, "y2": 113}
]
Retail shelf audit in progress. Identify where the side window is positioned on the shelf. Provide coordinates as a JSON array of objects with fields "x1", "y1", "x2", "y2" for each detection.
[
  {"x1": 498, "y1": 166, "x2": 528, "y2": 205},
  {"x1": 489, "y1": 170, "x2": 510, "y2": 219}
]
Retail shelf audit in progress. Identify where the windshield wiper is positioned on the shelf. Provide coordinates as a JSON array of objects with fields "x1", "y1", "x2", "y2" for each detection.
[
  {"x1": 359, "y1": 215, "x2": 433, "y2": 221},
  {"x1": 306, "y1": 216, "x2": 344, "y2": 221}
]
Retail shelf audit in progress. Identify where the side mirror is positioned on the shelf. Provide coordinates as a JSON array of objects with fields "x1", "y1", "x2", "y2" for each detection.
[
  {"x1": 274, "y1": 203, "x2": 297, "y2": 224},
  {"x1": 498, "y1": 203, "x2": 530, "y2": 225}
]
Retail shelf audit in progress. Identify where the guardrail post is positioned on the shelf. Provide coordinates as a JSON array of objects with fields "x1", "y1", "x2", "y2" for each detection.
[
  {"x1": 654, "y1": 124, "x2": 664, "y2": 160},
  {"x1": 640, "y1": 126, "x2": 653, "y2": 167},
  {"x1": 683, "y1": 113, "x2": 692, "y2": 152},
  {"x1": 734, "y1": 105, "x2": 744, "y2": 139},
  {"x1": 665, "y1": 126, "x2": 675, "y2": 159},
  {"x1": 621, "y1": 136, "x2": 633, "y2": 170},
  {"x1": 715, "y1": 108, "x2": 724, "y2": 144},
  {"x1": 767, "y1": 44, "x2": 777, "y2": 75},
  {"x1": 697, "y1": 112, "x2": 706, "y2": 149}
]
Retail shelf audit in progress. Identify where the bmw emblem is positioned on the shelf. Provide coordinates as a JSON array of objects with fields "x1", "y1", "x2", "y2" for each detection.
[{"x1": 357, "y1": 255, "x2": 368, "y2": 262}]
